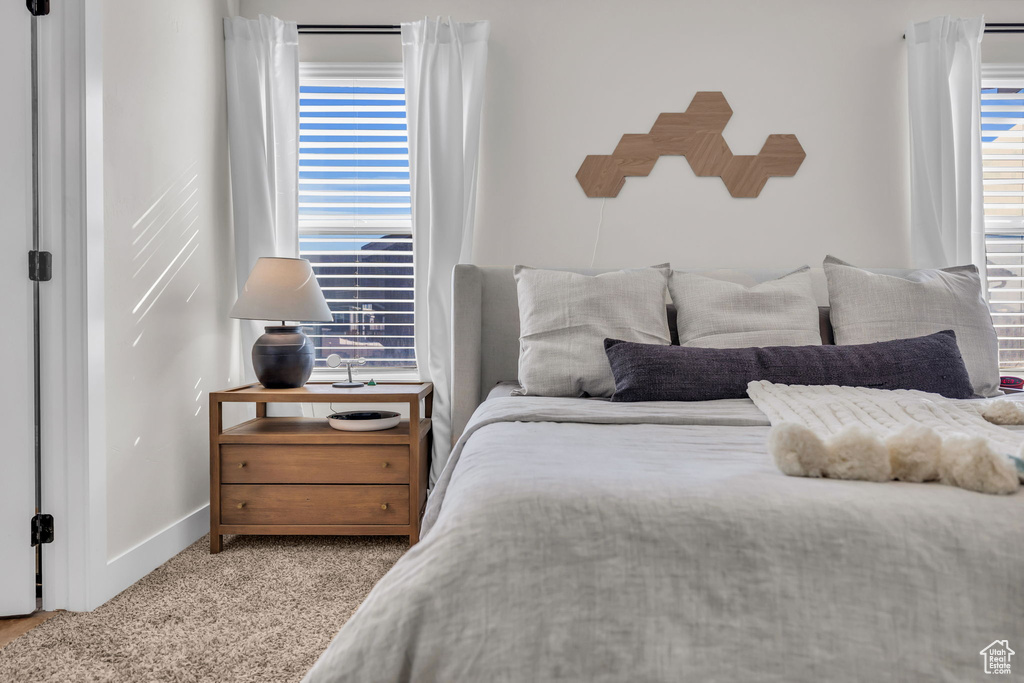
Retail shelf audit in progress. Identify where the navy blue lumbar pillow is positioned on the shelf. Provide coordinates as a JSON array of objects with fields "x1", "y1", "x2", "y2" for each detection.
[{"x1": 604, "y1": 330, "x2": 975, "y2": 402}]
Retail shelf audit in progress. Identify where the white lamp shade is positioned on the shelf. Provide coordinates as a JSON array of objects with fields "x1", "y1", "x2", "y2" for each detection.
[{"x1": 230, "y1": 257, "x2": 334, "y2": 323}]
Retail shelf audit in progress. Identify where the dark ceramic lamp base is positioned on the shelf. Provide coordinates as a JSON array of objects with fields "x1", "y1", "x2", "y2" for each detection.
[{"x1": 252, "y1": 325, "x2": 315, "y2": 389}]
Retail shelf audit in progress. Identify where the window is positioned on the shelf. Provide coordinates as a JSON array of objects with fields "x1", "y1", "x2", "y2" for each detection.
[
  {"x1": 982, "y1": 65, "x2": 1024, "y2": 369},
  {"x1": 298, "y1": 63, "x2": 414, "y2": 372}
]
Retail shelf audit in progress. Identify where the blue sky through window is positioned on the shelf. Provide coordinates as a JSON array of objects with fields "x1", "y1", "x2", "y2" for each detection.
[{"x1": 981, "y1": 87, "x2": 1024, "y2": 142}]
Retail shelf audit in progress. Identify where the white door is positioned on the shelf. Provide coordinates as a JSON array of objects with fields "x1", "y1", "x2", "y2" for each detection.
[{"x1": 0, "y1": 2, "x2": 41, "y2": 616}]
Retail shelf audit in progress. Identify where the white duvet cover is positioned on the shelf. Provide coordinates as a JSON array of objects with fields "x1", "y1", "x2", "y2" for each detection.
[{"x1": 305, "y1": 396, "x2": 1024, "y2": 682}]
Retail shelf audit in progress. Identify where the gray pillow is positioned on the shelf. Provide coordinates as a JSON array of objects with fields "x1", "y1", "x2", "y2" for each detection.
[
  {"x1": 823, "y1": 255, "x2": 1000, "y2": 397},
  {"x1": 604, "y1": 330, "x2": 974, "y2": 402},
  {"x1": 669, "y1": 267, "x2": 821, "y2": 348},
  {"x1": 513, "y1": 266, "x2": 671, "y2": 397}
]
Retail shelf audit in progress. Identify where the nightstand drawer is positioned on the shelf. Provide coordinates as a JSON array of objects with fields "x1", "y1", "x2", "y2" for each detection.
[
  {"x1": 220, "y1": 445, "x2": 410, "y2": 484},
  {"x1": 221, "y1": 485, "x2": 409, "y2": 525}
]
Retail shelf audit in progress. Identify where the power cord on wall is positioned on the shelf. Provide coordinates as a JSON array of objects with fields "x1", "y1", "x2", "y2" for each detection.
[{"x1": 590, "y1": 198, "x2": 607, "y2": 268}]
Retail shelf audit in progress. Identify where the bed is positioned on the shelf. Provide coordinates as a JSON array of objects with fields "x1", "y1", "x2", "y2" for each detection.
[{"x1": 305, "y1": 266, "x2": 1024, "y2": 683}]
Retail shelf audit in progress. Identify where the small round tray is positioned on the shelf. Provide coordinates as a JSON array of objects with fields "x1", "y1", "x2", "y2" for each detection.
[{"x1": 326, "y1": 410, "x2": 401, "y2": 432}]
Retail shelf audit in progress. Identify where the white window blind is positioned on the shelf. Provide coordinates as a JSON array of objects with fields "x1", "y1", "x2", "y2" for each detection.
[
  {"x1": 982, "y1": 65, "x2": 1024, "y2": 369},
  {"x1": 298, "y1": 63, "x2": 414, "y2": 370}
]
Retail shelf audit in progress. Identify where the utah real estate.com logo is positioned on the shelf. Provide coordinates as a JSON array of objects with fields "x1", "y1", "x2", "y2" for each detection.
[{"x1": 980, "y1": 640, "x2": 1014, "y2": 675}]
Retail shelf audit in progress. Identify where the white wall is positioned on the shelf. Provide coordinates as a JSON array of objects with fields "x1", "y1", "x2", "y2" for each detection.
[
  {"x1": 242, "y1": 0, "x2": 1023, "y2": 271},
  {"x1": 103, "y1": 0, "x2": 239, "y2": 561}
]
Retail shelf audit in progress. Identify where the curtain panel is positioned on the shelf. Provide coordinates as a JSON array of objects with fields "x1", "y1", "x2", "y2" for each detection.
[
  {"x1": 223, "y1": 15, "x2": 300, "y2": 381},
  {"x1": 402, "y1": 17, "x2": 490, "y2": 483},
  {"x1": 906, "y1": 16, "x2": 986, "y2": 289}
]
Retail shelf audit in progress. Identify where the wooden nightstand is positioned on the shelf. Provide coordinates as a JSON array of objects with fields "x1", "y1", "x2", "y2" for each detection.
[{"x1": 208, "y1": 382, "x2": 432, "y2": 553}]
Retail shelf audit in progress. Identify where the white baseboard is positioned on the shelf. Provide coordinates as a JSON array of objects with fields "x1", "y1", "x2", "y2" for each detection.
[{"x1": 99, "y1": 504, "x2": 209, "y2": 608}]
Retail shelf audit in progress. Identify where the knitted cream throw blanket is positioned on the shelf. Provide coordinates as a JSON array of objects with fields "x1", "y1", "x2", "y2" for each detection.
[{"x1": 746, "y1": 381, "x2": 1024, "y2": 495}]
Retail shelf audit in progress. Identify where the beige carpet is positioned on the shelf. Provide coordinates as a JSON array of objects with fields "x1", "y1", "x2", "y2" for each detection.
[{"x1": 0, "y1": 534, "x2": 406, "y2": 682}]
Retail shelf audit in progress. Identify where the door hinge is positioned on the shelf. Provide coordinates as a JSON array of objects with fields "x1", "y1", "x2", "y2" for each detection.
[
  {"x1": 28, "y1": 251, "x2": 52, "y2": 282},
  {"x1": 31, "y1": 514, "x2": 54, "y2": 546},
  {"x1": 26, "y1": 0, "x2": 50, "y2": 16}
]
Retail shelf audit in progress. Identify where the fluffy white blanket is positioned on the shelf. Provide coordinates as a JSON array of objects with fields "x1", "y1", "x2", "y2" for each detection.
[{"x1": 746, "y1": 381, "x2": 1024, "y2": 494}]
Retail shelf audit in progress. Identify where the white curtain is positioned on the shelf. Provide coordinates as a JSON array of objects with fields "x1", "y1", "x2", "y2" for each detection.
[
  {"x1": 907, "y1": 16, "x2": 986, "y2": 285},
  {"x1": 223, "y1": 15, "x2": 300, "y2": 380},
  {"x1": 403, "y1": 17, "x2": 489, "y2": 483}
]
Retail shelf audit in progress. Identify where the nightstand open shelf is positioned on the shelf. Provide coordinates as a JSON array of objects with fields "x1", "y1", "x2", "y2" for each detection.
[
  {"x1": 209, "y1": 382, "x2": 432, "y2": 553},
  {"x1": 221, "y1": 417, "x2": 431, "y2": 445}
]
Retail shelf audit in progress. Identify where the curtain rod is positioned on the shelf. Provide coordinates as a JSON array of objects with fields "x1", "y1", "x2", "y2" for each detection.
[
  {"x1": 903, "y1": 22, "x2": 1024, "y2": 38},
  {"x1": 297, "y1": 21, "x2": 1024, "y2": 37},
  {"x1": 985, "y1": 22, "x2": 1024, "y2": 33},
  {"x1": 297, "y1": 24, "x2": 401, "y2": 35}
]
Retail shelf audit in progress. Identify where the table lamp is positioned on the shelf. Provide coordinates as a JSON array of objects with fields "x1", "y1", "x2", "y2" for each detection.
[{"x1": 230, "y1": 257, "x2": 333, "y2": 388}]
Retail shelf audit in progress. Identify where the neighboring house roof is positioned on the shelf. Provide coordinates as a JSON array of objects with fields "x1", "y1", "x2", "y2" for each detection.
[{"x1": 980, "y1": 640, "x2": 1016, "y2": 655}]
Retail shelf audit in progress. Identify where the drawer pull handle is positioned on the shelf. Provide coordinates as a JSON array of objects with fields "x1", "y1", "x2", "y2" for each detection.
[
  {"x1": 237, "y1": 502, "x2": 246, "y2": 509},
  {"x1": 382, "y1": 462, "x2": 389, "y2": 469},
  {"x1": 381, "y1": 503, "x2": 388, "y2": 510},
  {"x1": 238, "y1": 462, "x2": 247, "y2": 469}
]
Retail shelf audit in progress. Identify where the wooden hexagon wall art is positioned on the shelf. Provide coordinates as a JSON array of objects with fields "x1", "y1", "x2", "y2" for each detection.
[{"x1": 575, "y1": 92, "x2": 805, "y2": 199}]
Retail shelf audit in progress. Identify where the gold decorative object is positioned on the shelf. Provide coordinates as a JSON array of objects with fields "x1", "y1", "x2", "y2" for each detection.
[{"x1": 575, "y1": 92, "x2": 805, "y2": 198}]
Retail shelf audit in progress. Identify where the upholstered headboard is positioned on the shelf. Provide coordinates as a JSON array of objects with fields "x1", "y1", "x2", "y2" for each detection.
[{"x1": 450, "y1": 264, "x2": 839, "y2": 444}]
